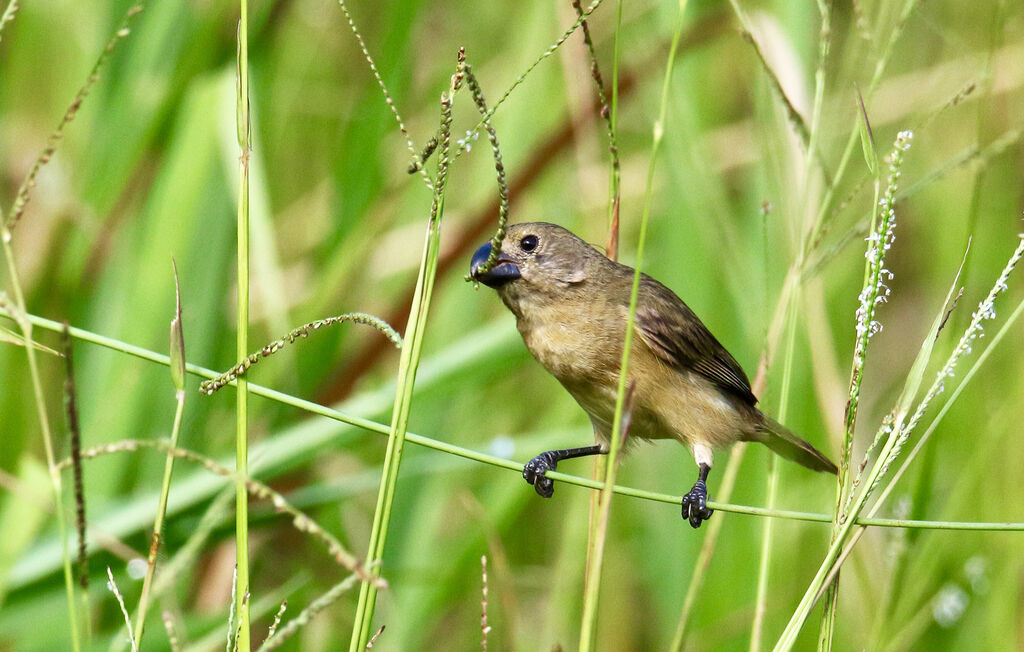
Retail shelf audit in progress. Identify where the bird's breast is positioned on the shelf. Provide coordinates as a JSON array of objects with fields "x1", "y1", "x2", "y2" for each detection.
[{"x1": 517, "y1": 312, "x2": 622, "y2": 383}]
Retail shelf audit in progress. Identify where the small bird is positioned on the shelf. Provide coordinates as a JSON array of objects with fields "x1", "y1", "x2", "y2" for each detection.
[{"x1": 470, "y1": 222, "x2": 837, "y2": 528}]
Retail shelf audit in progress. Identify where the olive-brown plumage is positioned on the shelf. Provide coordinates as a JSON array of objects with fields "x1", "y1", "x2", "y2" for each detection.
[{"x1": 471, "y1": 222, "x2": 836, "y2": 528}]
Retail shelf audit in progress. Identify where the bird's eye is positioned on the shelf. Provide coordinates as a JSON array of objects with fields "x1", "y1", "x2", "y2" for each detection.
[{"x1": 520, "y1": 235, "x2": 539, "y2": 253}]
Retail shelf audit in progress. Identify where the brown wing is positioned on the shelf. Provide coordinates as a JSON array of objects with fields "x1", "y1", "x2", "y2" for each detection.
[{"x1": 634, "y1": 275, "x2": 758, "y2": 406}]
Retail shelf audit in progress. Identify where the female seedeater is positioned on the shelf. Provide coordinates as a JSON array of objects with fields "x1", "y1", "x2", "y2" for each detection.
[{"x1": 471, "y1": 222, "x2": 836, "y2": 528}]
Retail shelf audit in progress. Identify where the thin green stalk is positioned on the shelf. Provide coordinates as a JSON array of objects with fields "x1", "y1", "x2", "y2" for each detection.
[
  {"x1": 132, "y1": 395, "x2": 184, "y2": 645},
  {"x1": 133, "y1": 272, "x2": 187, "y2": 647},
  {"x1": 609, "y1": 0, "x2": 622, "y2": 230},
  {"x1": 234, "y1": 3, "x2": 253, "y2": 648},
  {"x1": 579, "y1": 381, "x2": 634, "y2": 650},
  {"x1": 349, "y1": 58, "x2": 459, "y2": 651},
  {"x1": 668, "y1": 444, "x2": 746, "y2": 651},
  {"x1": 773, "y1": 437, "x2": 897, "y2": 650},
  {"x1": 802, "y1": 0, "x2": 920, "y2": 257},
  {"x1": 572, "y1": 0, "x2": 621, "y2": 257},
  {"x1": 0, "y1": 9, "x2": 143, "y2": 646},
  {"x1": 817, "y1": 126, "x2": 892, "y2": 649},
  {"x1": 751, "y1": 457, "x2": 778, "y2": 649},
  {"x1": 670, "y1": 261, "x2": 796, "y2": 650},
  {"x1": 578, "y1": 2, "x2": 687, "y2": 648},
  {"x1": 750, "y1": 291, "x2": 800, "y2": 650},
  {"x1": 800, "y1": 0, "x2": 832, "y2": 205},
  {"x1": 1, "y1": 216, "x2": 81, "y2": 652}
]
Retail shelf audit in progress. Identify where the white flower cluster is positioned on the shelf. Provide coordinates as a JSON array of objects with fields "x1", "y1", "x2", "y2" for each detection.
[
  {"x1": 853, "y1": 131, "x2": 914, "y2": 353},
  {"x1": 456, "y1": 129, "x2": 479, "y2": 152},
  {"x1": 866, "y1": 224, "x2": 1022, "y2": 509},
  {"x1": 936, "y1": 233, "x2": 1024, "y2": 385},
  {"x1": 932, "y1": 582, "x2": 969, "y2": 628},
  {"x1": 885, "y1": 230, "x2": 1024, "y2": 471}
]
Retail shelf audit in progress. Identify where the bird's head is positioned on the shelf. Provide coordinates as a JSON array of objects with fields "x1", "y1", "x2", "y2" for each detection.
[
  {"x1": 470, "y1": 223, "x2": 596, "y2": 311},
  {"x1": 470, "y1": 222, "x2": 594, "y2": 289}
]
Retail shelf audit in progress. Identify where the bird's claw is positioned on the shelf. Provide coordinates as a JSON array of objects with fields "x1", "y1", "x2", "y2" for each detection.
[
  {"x1": 523, "y1": 452, "x2": 557, "y2": 498},
  {"x1": 681, "y1": 480, "x2": 714, "y2": 529}
]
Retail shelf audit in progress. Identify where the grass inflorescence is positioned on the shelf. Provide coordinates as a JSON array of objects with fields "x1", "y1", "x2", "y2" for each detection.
[{"x1": 199, "y1": 313, "x2": 402, "y2": 395}]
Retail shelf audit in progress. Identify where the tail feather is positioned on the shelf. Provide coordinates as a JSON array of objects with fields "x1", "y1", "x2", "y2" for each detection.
[{"x1": 749, "y1": 417, "x2": 837, "y2": 474}]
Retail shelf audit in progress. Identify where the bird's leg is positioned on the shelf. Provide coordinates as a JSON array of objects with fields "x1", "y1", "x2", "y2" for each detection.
[
  {"x1": 523, "y1": 445, "x2": 606, "y2": 498},
  {"x1": 681, "y1": 463, "x2": 714, "y2": 529}
]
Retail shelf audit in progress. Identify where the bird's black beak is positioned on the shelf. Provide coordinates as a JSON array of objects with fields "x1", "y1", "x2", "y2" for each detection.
[{"x1": 470, "y1": 242, "x2": 520, "y2": 288}]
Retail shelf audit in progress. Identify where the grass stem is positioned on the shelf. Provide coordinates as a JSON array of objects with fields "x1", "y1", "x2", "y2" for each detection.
[
  {"x1": 234, "y1": 2, "x2": 253, "y2": 648},
  {"x1": 578, "y1": 2, "x2": 687, "y2": 646},
  {"x1": 348, "y1": 54, "x2": 460, "y2": 650},
  {"x1": 132, "y1": 262, "x2": 187, "y2": 646},
  {"x1": 750, "y1": 291, "x2": 800, "y2": 650}
]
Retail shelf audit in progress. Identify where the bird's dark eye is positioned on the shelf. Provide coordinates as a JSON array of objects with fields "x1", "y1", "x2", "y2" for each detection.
[{"x1": 520, "y1": 235, "x2": 539, "y2": 253}]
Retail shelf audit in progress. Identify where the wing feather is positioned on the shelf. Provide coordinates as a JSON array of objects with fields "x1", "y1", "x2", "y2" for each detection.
[{"x1": 634, "y1": 276, "x2": 757, "y2": 405}]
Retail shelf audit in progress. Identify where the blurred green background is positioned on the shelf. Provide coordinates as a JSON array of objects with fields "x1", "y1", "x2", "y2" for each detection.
[{"x1": 1, "y1": 0, "x2": 1022, "y2": 649}]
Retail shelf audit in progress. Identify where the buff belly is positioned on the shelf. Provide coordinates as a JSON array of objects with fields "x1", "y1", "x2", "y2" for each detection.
[{"x1": 560, "y1": 367, "x2": 752, "y2": 451}]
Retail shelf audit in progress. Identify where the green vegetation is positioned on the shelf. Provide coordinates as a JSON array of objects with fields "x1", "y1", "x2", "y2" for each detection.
[{"x1": 1, "y1": 0, "x2": 1023, "y2": 650}]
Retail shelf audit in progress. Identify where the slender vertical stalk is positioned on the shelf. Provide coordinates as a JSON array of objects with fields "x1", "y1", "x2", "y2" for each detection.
[
  {"x1": 773, "y1": 440, "x2": 891, "y2": 650},
  {"x1": 670, "y1": 271, "x2": 796, "y2": 651},
  {"x1": 578, "y1": 2, "x2": 687, "y2": 648},
  {"x1": 668, "y1": 444, "x2": 745, "y2": 651},
  {"x1": 819, "y1": 131, "x2": 906, "y2": 649},
  {"x1": 1, "y1": 219, "x2": 81, "y2": 652},
  {"x1": 349, "y1": 59, "x2": 459, "y2": 651},
  {"x1": 802, "y1": 0, "x2": 920, "y2": 255},
  {"x1": 798, "y1": 0, "x2": 832, "y2": 218},
  {"x1": 750, "y1": 291, "x2": 800, "y2": 650},
  {"x1": 134, "y1": 397, "x2": 185, "y2": 641},
  {"x1": 576, "y1": 0, "x2": 623, "y2": 581},
  {"x1": 573, "y1": 0, "x2": 621, "y2": 258},
  {"x1": 750, "y1": 459, "x2": 777, "y2": 650},
  {"x1": 133, "y1": 268, "x2": 187, "y2": 647},
  {"x1": 234, "y1": 3, "x2": 253, "y2": 649},
  {"x1": 63, "y1": 324, "x2": 90, "y2": 641},
  {"x1": 607, "y1": 0, "x2": 622, "y2": 244},
  {"x1": 0, "y1": 8, "x2": 142, "y2": 647}
]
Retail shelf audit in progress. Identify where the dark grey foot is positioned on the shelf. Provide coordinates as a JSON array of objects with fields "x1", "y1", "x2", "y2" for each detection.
[
  {"x1": 523, "y1": 452, "x2": 559, "y2": 498},
  {"x1": 522, "y1": 445, "x2": 605, "y2": 499},
  {"x1": 681, "y1": 463, "x2": 714, "y2": 528}
]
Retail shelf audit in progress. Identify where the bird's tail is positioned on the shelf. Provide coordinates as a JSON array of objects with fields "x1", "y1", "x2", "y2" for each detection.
[{"x1": 748, "y1": 417, "x2": 838, "y2": 474}]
